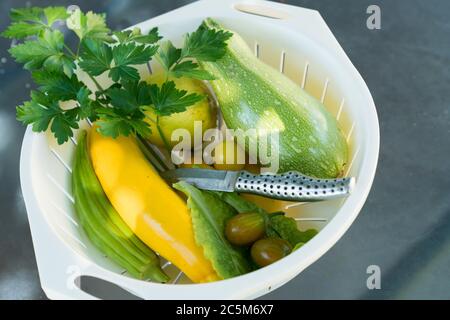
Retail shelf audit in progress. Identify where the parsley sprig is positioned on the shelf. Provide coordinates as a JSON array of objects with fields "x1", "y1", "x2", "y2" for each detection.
[
  {"x1": 2, "y1": 6, "x2": 232, "y2": 145},
  {"x1": 156, "y1": 24, "x2": 232, "y2": 80}
]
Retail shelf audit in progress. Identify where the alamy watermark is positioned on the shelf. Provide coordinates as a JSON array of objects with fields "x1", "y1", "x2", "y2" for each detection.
[
  {"x1": 366, "y1": 5, "x2": 381, "y2": 30},
  {"x1": 366, "y1": 264, "x2": 381, "y2": 290},
  {"x1": 170, "y1": 121, "x2": 280, "y2": 173}
]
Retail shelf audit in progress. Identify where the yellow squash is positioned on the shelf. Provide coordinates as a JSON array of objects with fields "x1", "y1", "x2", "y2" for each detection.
[{"x1": 88, "y1": 129, "x2": 219, "y2": 283}]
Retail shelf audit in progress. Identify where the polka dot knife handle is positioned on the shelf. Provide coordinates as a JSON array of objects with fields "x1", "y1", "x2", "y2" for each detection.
[{"x1": 234, "y1": 171, "x2": 355, "y2": 202}]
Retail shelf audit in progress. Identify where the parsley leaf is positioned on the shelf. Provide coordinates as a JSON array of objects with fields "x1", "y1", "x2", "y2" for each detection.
[
  {"x1": 80, "y1": 40, "x2": 157, "y2": 82},
  {"x1": 16, "y1": 92, "x2": 59, "y2": 132},
  {"x1": 171, "y1": 60, "x2": 215, "y2": 80},
  {"x1": 157, "y1": 26, "x2": 229, "y2": 80},
  {"x1": 5, "y1": 29, "x2": 74, "y2": 77},
  {"x1": 44, "y1": 54, "x2": 76, "y2": 77},
  {"x1": 32, "y1": 70, "x2": 83, "y2": 101},
  {"x1": 43, "y1": 7, "x2": 69, "y2": 26},
  {"x1": 114, "y1": 27, "x2": 161, "y2": 44},
  {"x1": 41, "y1": 28, "x2": 64, "y2": 49},
  {"x1": 147, "y1": 81, "x2": 204, "y2": 116},
  {"x1": 182, "y1": 24, "x2": 232, "y2": 61},
  {"x1": 76, "y1": 87, "x2": 97, "y2": 120},
  {"x1": 8, "y1": 29, "x2": 64, "y2": 70},
  {"x1": 156, "y1": 40, "x2": 181, "y2": 71},
  {"x1": 2, "y1": 6, "x2": 68, "y2": 39},
  {"x1": 96, "y1": 116, "x2": 134, "y2": 138},
  {"x1": 78, "y1": 38, "x2": 112, "y2": 76},
  {"x1": 51, "y1": 109, "x2": 79, "y2": 144},
  {"x1": 67, "y1": 9, "x2": 112, "y2": 41},
  {"x1": 16, "y1": 91, "x2": 79, "y2": 144},
  {"x1": 109, "y1": 43, "x2": 158, "y2": 82},
  {"x1": 10, "y1": 7, "x2": 43, "y2": 22},
  {"x1": 109, "y1": 65, "x2": 139, "y2": 82},
  {"x1": 106, "y1": 80, "x2": 152, "y2": 113},
  {"x1": 101, "y1": 80, "x2": 153, "y2": 138},
  {"x1": 96, "y1": 107, "x2": 151, "y2": 138},
  {"x1": 1, "y1": 22, "x2": 44, "y2": 39}
]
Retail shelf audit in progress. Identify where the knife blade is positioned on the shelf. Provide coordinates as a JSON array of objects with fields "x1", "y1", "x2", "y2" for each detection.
[
  {"x1": 161, "y1": 168, "x2": 355, "y2": 202},
  {"x1": 161, "y1": 168, "x2": 240, "y2": 192}
]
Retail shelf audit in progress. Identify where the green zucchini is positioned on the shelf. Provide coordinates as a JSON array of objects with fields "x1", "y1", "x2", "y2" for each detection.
[{"x1": 199, "y1": 19, "x2": 347, "y2": 178}]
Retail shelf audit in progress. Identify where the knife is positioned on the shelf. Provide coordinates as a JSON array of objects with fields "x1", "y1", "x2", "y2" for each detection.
[{"x1": 161, "y1": 168, "x2": 355, "y2": 202}]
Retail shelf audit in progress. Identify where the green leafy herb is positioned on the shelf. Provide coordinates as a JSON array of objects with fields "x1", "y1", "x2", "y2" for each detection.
[
  {"x1": 110, "y1": 43, "x2": 158, "y2": 82},
  {"x1": 155, "y1": 23, "x2": 232, "y2": 80},
  {"x1": 181, "y1": 24, "x2": 232, "y2": 61},
  {"x1": 8, "y1": 29, "x2": 64, "y2": 70},
  {"x1": 17, "y1": 91, "x2": 79, "y2": 144},
  {"x1": 146, "y1": 81, "x2": 204, "y2": 116},
  {"x1": 173, "y1": 181, "x2": 252, "y2": 279},
  {"x1": 171, "y1": 60, "x2": 215, "y2": 80},
  {"x1": 32, "y1": 70, "x2": 84, "y2": 101},
  {"x1": 2, "y1": 22, "x2": 44, "y2": 39},
  {"x1": 78, "y1": 38, "x2": 112, "y2": 76},
  {"x1": 3, "y1": 6, "x2": 231, "y2": 145},
  {"x1": 107, "y1": 80, "x2": 152, "y2": 112},
  {"x1": 76, "y1": 86, "x2": 97, "y2": 120},
  {"x1": 51, "y1": 109, "x2": 79, "y2": 145},
  {"x1": 44, "y1": 7, "x2": 69, "y2": 26},
  {"x1": 10, "y1": 7, "x2": 44, "y2": 22},
  {"x1": 79, "y1": 35, "x2": 158, "y2": 82},
  {"x1": 2, "y1": 6, "x2": 68, "y2": 39},
  {"x1": 95, "y1": 108, "x2": 151, "y2": 139},
  {"x1": 156, "y1": 40, "x2": 181, "y2": 71},
  {"x1": 66, "y1": 9, "x2": 112, "y2": 42},
  {"x1": 114, "y1": 27, "x2": 162, "y2": 44},
  {"x1": 16, "y1": 92, "x2": 58, "y2": 132}
]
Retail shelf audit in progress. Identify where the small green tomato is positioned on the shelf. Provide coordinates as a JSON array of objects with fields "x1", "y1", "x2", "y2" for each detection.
[
  {"x1": 251, "y1": 238, "x2": 292, "y2": 267},
  {"x1": 225, "y1": 212, "x2": 266, "y2": 246}
]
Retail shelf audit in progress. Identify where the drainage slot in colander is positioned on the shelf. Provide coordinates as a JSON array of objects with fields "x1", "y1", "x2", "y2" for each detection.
[{"x1": 233, "y1": 3, "x2": 290, "y2": 20}]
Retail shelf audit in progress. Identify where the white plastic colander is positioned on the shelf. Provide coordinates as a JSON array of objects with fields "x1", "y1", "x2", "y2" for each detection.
[{"x1": 19, "y1": 0, "x2": 379, "y2": 299}]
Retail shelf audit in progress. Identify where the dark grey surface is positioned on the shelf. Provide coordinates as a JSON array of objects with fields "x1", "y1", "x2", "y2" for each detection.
[{"x1": 0, "y1": 0, "x2": 449, "y2": 300}]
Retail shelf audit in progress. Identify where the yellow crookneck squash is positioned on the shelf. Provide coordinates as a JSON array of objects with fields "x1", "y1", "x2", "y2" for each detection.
[{"x1": 88, "y1": 129, "x2": 219, "y2": 283}]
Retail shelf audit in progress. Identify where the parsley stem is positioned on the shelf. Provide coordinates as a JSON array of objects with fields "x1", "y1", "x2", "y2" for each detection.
[
  {"x1": 136, "y1": 136, "x2": 170, "y2": 173},
  {"x1": 63, "y1": 43, "x2": 105, "y2": 95},
  {"x1": 63, "y1": 44, "x2": 77, "y2": 59},
  {"x1": 156, "y1": 115, "x2": 172, "y2": 153},
  {"x1": 63, "y1": 42, "x2": 104, "y2": 94},
  {"x1": 76, "y1": 41, "x2": 81, "y2": 58},
  {"x1": 87, "y1": 74, "x2": 105, "y2": 93},
  {"x1": 145, "y1": 117, "x2": 157, "y2": 125},
  {"x1": 146, "y1": 61, "x2": 153, "y2": 75}
]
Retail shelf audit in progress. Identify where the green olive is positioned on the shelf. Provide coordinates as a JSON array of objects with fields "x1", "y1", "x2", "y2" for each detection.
[
  {"x1": 225, "y1": 212, "x2": 266, "y2": 246},
  {"x1": 251, "y1": 238, "x2": 292, "y2": 267}
]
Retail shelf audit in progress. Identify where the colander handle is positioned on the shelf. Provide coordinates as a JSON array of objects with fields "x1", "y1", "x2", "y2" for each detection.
[{"x1": 235, "y1": 170, "x2": 355, "y2": 201}]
